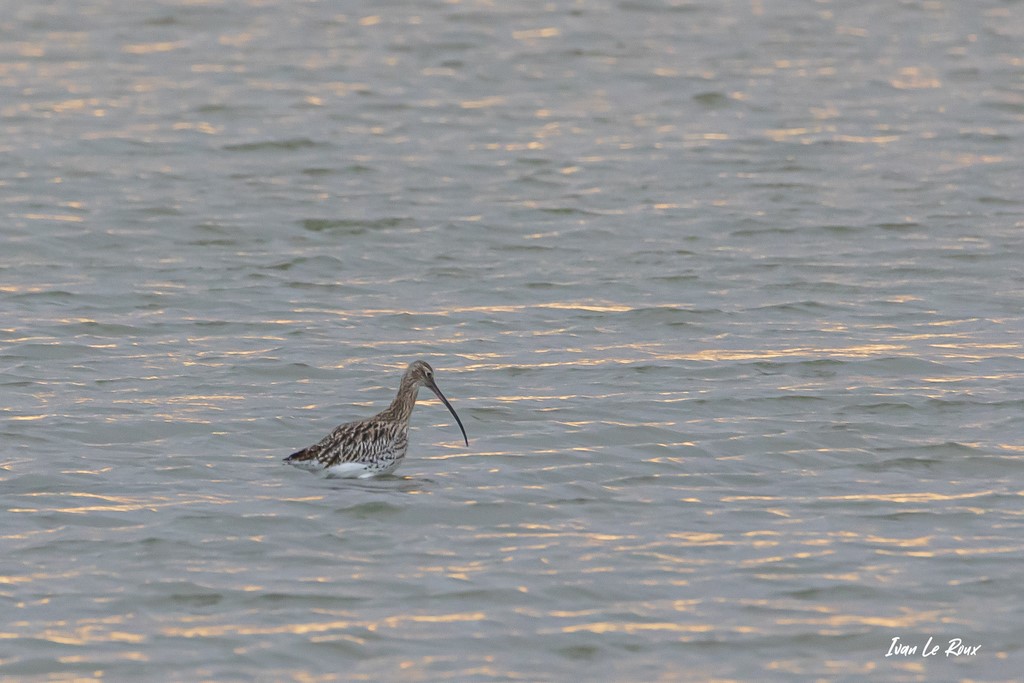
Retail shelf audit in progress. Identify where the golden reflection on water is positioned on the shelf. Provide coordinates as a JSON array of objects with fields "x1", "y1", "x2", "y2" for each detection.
[
  {"x1": 819, "y1": 490, "x2": 996, "y2": 504},
  {"x1": 19, "y1": 212, "x2": 85, "y2": 223},
  {"x1": 160, "y1": 611, "x2": 488, "y2": 640},
  {"x1": 293, "y1": 301, "x2": 1024, "y2": 370},
  {"x1": 560, "y1": 621, "x2": 714, "y2": 635},
  {"x1": 6, "y1": 491, "x2": 251, "y2": 515},
  {"x1": 121, "y1": 41, "x2": 185, "y2": 55}
]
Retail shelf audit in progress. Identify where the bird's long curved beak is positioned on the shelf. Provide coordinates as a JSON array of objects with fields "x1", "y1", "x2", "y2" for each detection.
[{"x1": 426, "y1": 379, "x2": 469, "y2": 446}]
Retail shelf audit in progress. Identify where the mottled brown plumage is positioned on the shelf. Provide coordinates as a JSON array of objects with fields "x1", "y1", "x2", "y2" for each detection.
[{"x1": 284, "y1": 360, "x2": 469, "y2": 478}]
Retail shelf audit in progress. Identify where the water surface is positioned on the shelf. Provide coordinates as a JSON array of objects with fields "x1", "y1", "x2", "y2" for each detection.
[{"x1": 2, "y1": 0, "x2": 1022, "y2": 680}]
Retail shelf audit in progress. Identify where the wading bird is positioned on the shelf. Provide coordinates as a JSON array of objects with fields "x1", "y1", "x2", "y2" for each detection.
[{"x1": 284, "y1": 360, "x2": 469, "y2": 478}]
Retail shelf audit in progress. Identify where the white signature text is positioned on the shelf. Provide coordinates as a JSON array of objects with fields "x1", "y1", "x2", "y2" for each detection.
[{"x1": 885, "y1": 636, "x2": 981, "y2": 658}]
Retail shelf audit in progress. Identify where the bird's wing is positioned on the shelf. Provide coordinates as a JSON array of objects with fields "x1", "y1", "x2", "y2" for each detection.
[{"x1": 285, "y1": 421, "x2": 357, "y2": 467}]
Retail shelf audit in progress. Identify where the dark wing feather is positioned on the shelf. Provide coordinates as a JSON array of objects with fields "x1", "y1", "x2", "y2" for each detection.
[
  {"x1": 285, "y1": 415, "x2": 408, "y2": 469},
  {"x1": 284, "y1": 441, "x2": 323, "y2": 464},
  {"x1": 284, "y1": 420, "x2": 363, "y2": 467}
]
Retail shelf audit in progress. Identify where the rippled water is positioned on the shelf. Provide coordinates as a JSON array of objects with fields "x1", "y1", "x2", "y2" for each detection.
[{"x1": 3, "y1": 0, "x2": 1023, "y2": 680}]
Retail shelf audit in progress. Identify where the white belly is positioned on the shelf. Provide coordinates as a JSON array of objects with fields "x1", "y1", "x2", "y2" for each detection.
[{"x1": 324, "y1": 459, "x2": 401, "y2": 479}]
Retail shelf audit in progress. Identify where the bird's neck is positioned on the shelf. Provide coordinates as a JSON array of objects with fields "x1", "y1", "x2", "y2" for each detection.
[{"x1": 382, "y1": 376, "x2": 419, "y2": 423}]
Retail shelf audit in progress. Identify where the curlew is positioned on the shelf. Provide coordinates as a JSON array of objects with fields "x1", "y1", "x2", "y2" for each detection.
[{"x1": 284, "y1": 360, "x2": 469, "y2": 478}]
